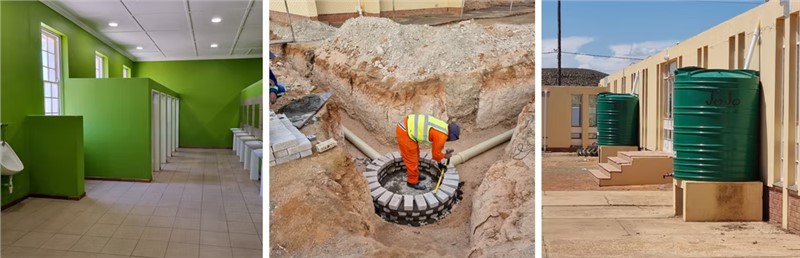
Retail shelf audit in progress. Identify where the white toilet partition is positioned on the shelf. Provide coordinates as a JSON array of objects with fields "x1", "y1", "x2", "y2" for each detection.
[
  {"x1": 152, "y1": 92, "x2": 161, "y2": 172},
  {"x1": 159, "y1": 94, "x2": 167, "y2": 165},
  {"x1": 251, "y1": 149, "x2": 262, "y2": 181}
]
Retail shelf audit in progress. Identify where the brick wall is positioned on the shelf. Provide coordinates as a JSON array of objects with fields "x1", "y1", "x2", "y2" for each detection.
[
  {"x1": 767, "y1": 186, "x2": 800, "y2": 234},
  {"x1": 768, "y1": 186, "x2": 782, "y2": 225},
  {"x1": 789, "y1": 190, "x2": 800, "y2": 233}
]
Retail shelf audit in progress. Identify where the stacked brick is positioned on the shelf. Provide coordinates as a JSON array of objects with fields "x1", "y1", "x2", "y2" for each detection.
[
  {"x1": 365, "y1": 151, "x2": 463, "y2": 226},
  {"x1": 269, "y1": 112, "x2": 313, "y2": 166}
]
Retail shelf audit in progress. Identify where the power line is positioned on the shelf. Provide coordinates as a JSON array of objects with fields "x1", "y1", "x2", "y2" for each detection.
[{"x1": 542, "y1": 51, "x2": 645, "y2": 61}]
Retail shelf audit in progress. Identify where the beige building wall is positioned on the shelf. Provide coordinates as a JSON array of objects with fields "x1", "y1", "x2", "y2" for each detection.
[
  {"x1": 597, "y1": 0, "x2": 800, "y2": 231},
  {"x1": 543, "y1": 86, "x2": 608, "y2": 151},
  {"x1": 269, "y1": 0, "x2": 318, "y2": 17},
  {"x1": 600, "y1": 0, "x2": 787, "y2": 187}
]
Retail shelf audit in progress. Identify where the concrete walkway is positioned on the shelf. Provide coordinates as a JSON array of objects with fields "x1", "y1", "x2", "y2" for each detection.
[{"x1": 544, "y1": 191, "x2": 800, "y2": 258}]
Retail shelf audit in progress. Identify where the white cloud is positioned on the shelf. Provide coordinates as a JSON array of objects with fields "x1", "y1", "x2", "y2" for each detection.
[
  {"x1": 543, "y1": 38, "x2": 677, "y2": 73},
  {"x1": 542, "y1": 36, "x2": 593, "y2": 68}
]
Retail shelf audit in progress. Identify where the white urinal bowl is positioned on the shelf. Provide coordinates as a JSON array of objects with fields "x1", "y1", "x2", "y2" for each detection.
[{"x1": 0, "y1": 142, "x2": 24, "y2": 176}]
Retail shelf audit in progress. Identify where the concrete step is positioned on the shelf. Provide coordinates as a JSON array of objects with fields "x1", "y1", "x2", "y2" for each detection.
[
  {"x1": 607, "y1": 156, "x2": 631, "y2": 169},
  {"x1": 620, "y1": 151, "x2": 673, "y2": 160},
  {"x1": 589, "y1": 169, "x2": 610, "y2": 185},
  {"x1": 599, "y1": 162, "x2": 621, "y2": 173}
]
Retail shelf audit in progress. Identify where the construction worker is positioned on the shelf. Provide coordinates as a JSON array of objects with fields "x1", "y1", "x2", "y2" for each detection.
[
  {"x1": 269, "y1": 52, "x2": 286, "y2": 104},
  {"x1": 396, "y1": 114, "x2": 460, "y2": 190}
]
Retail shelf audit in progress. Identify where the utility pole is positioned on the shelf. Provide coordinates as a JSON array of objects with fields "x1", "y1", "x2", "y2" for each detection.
[{"x1": 557, "y1": 0, "x2": 562, "y2": 86}]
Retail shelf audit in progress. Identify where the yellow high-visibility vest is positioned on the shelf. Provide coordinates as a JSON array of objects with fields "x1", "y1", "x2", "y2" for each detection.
[{"x1": 406, "y1": 114, "x2": 448, "y2": 144}]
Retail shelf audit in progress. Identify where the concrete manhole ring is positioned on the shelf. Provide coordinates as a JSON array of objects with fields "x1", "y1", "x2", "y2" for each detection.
[{"x1": 364, "y1": 151, "x2": 463, "y2": 226}]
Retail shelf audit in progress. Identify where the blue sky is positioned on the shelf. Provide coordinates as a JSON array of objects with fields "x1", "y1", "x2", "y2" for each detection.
[{"x1": 542, "y1": 0, "x2": 763, "y2": 73}]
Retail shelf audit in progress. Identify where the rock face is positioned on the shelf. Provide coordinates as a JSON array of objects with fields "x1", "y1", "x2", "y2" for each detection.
[
  {"x1": 307, "y1": 17, "x2": 534, "y2": 144},
  {"x1": 469, "y1": 98, "x2": 535, "y2": 258}
]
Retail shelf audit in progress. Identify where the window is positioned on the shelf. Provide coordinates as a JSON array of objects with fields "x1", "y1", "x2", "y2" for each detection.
[
  {"x1": 571, "y1": 95, "x2": 582, "y2": 127},
  {"x1": 571, "y1": 133, "x2": 582, "y2": 139},
  {"x1": 588, "y1": 133, "x2": 597, "y2": 139},
  {"x1": 589, "y1": 95, "x2": 597, "y2": 127},
  {"x1": 729, "y1": 36, "x2": 736, "y2": 69},
  {"x1": 95, "y1": 52, "x2": 107, "y2": 78},
  {"x1": 123, "y1": 65, "x2": 131, "y2": 78},
  {"x1": 42, "y1": 28, "x2": 61, "y2": 116}
]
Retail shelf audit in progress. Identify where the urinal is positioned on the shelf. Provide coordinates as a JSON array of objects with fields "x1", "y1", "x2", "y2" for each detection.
[{"x1": 1, "y1": 142, "x2": 24, "y2": 176}]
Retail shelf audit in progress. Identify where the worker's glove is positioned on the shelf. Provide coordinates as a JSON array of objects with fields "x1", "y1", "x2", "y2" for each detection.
[
  {"x1": 444, "y1": 149, "x2": 454, "y2": 159},
  {"x1": 438, "y1": 162, "x2": 448, "y2": 171}
]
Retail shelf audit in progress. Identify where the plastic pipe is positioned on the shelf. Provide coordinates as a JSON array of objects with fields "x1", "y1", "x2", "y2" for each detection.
[
  {"x1": 342, "y1": 126, "x2": 383, "y2": 160},
  {"x1": 342, "y1": 126, "x2": 514, "y2": 165},
  {"x1": 744, "y1": 24, "x2": 760, "y2": 69},
  {"x1": 450, "y1": 129, "x2": 514, "y2": 166}
]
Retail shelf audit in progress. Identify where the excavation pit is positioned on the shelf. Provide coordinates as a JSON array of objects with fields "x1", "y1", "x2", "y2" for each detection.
[{"x1": 365, "y1": 151, "x2": 462, "y2": 226}]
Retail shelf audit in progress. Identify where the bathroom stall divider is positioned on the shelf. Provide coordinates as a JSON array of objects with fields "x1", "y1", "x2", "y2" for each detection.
[{"x1": 65, "y1": 78, "x2": 178, "y2": 181}]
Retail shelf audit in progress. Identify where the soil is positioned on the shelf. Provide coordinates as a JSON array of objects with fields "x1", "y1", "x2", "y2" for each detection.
[
  {"x1": 543, "y1": 153, "x2": 671, "y2": 191},
  {"x1": 542, "y1": 68, "x2": 608, "y2": 87},
  {"x1": 268, "y1": 12, "x2": 534, "y2": 258},
  {"x1": 269, "y1": 20, "x2": 337, "y2": 42},
  {"x1": 319, "y1": 17, "x2": 534, "y2": 80}
]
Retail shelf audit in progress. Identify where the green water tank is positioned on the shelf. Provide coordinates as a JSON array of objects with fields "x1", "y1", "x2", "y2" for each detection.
[
  {"x1": 597, "y1": 93, "x2": 639, "y2": 146},
  {"x1": 673, "y1": 67, "x2": 760, "y2": 181}
]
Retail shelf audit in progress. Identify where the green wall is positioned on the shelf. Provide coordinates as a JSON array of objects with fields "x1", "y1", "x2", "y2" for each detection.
[
  {"x1": 27, "y1": 116, "x2": 84, "y2": 198},
  {"x1": 0, "y1": 1, "x2": 133, "y2": 206},
  {"x1": 135, "y1": 59, "x2": 262, "y2": 148},
  {"x1": 242, "y1": 80, "x2": 263, "y2": 100},
  {"x1": 64, "y1": 78, "x2": 176, "y2": 181}
]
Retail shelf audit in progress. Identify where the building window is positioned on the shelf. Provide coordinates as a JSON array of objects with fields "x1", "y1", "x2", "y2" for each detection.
[
  {"x1": 589, "y1": 94, "x2": 597, "y2": 127},
  {"x1": 42, "y1": 28, "x2": 61, "y2": 116},
  {"x1": 571, "y1": 133, "x2": 582, "y2": 139},
  {"x1": 588, "y1": 133, "x2": 597, "y2": 139},
  {"x1": 571, "y1": 95, "x2": 582, "y2": 127},
  {"x1": 95, "y1": 52, "x2": 107, "y2": 78},
  {"x1": 123, "y1": 65, "x2": 131, "y2": 78}
]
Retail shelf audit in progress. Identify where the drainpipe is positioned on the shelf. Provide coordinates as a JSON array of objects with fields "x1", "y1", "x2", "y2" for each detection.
[
  {"x1": 342, "y1": 126, "x2": 383, "y2": 160},
  {"x1": 450, "y1": 129, "x2": 514, "y2": 166},
  {"x1": 343, "y1": 126, "x2": 515, "y2": 165},
  {"x1": 743, "y1": 23, "x2": 761, "y2": 69}
]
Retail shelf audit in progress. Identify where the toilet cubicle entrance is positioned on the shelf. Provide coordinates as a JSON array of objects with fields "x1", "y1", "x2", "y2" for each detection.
[{"x1": 152, "y1": 90, "x2": 179, "y2": 173}]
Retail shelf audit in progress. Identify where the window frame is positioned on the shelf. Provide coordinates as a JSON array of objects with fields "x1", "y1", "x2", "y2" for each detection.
[
  {"x1": 123, "y1": 65, "x2": 131, "y2": 78},
  {"x1": 41, "y1": 26, "x2": 63, "y2": 116},
  {"x1": 95, "y1": 51, "x2": 108, "y2": 78}
]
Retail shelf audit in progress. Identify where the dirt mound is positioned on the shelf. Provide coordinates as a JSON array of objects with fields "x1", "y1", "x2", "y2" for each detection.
[
  {"x1": 270, "y1": 20, "x2": 337, "y2": 42},
  {"x1": 465, "y1": 0, "x2": 535, "y2": 11},
  {"x1": 468, "y1": 99, "x2": 535, "y2": 257},
  {"x1": 542, "y1": 68, "x2": 607, "y2": 86},
  {"x1": 319, "y1": 17, "x2": 534, "y2": 80},
  {"x1": 304, "y1": 17, "x2": 534, "y2": 144},
  {"x1": 270, "y1": 148, "x2": 433, "y2": 257}
]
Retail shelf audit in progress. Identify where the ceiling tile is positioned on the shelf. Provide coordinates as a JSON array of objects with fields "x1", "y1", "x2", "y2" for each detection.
[
  {"x1": 132, "y1": 52, "x2": 167, "y2": 59},
  {"x1": 234, "y1": 31, "x2": 261, "y2": 49},
  {"x1": 188, "y1": 0, "x2": 250, "y2": 11},
  {"x1": 122, "y1": 0, "x2": 186, "y2": 14},
  {"x1": 197, "y1": 47, "x2": 232, "y2": 56},
  {"x1": 135, "y1": 13, "x2": 191, "y2": 31},
  {"x1": 149, "y1": 30, "x2": 195, "y2": 51},
  {"x1": 190, "y1": 10, "x2": 244, "y2": 33}
]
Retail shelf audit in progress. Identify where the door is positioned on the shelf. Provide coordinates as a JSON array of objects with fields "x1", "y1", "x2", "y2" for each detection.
[
  {"x1": 662, "y1": 61, "x2": 678, "y2": 155},
  {"x1": 152, "y1": 92, "x2": 160, "y2": 172},
  {"x1": 160, "y1": 94, "x2": 167, "y2": 164}
]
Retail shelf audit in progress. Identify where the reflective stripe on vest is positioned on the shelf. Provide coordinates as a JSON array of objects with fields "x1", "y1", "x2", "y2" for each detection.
[{"x1": 405, "y1": 114, "x2": 448, "y2": 144}]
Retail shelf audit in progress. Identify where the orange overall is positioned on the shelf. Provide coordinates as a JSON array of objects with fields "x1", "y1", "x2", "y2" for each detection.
[{"x1": 396, "y1": 115, "x2": 448, "y2": 184}]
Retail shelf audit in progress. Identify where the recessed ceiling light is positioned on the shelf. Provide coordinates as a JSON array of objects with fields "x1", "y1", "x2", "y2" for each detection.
[
  {"x1": 136, "y1": 46, "x2": 143, "y2": 50},
  {"x1": 108, "y1": 22, "x2": 118, "y2": 27},
  {"x1": 210, "y1": 43, "x2": 219, "y2": 48},
  {"x1": 211, "y1": 17, "x2": 222, "y2": 23}
]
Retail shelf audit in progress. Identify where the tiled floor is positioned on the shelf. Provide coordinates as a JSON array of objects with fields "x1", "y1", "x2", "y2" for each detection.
[{"x1": 1, "y1": 149, "x2": 262, "y2": 258}]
